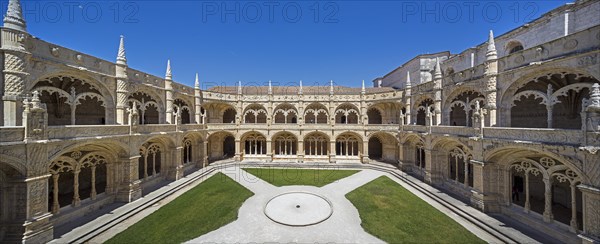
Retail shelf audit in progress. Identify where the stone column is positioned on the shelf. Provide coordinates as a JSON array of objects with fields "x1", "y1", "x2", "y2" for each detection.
[
  {"x1": 543, "y1": 177, "x2": 554, "y2": 222},
  {"x1": 329, "y1": 140, "x2": 336, "y2": 163},
  {"x1": 116, "y1": 155, "x2": 142, "y2": 202},
  {"x1": 235, "y1": 139, "x2": 241, "y2": 161},
  {"x1": 168, "y1": 146, "x2": 184, "y2": 180},
  {"x1": 424, "y1": 148, "x2": 434, "y2": 184},
  {"x1": 298, "y1": 140, "x2": 304, "y2": 163},
  {"x1": 362, "y1": 140, "x2": 369, "y2": 163},
  {"x1": 202, "y1": 141, "x2": 209, "y2": 167},
  {"x1": 266, "y1": 139, "x2": 272, "y2": 162}
]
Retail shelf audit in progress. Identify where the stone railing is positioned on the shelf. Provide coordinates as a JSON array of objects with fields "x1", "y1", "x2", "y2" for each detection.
[
  {"x1": 0, "y1": 127, "x2": 24, "y2": 142},
  {"x1": 365, "y1": 124, "x2": 400, "y2": 131},
  {"x1": 48, "y1": 125, "x2": 129, "y2": 139},
  {"x1": 431, "y1": 126, "x2": 478, "y2": 137},
  {"x1": 179, "y1": 124, "x2": 205, "y2": 132},
  {"x1": 136, "y1": 124, "x2": 177, "y2": 134},
  {"x1": 403, "y1": 125, "x2": 427, "y2": 133},
  {"x1": 483, "y1": 127, "x2": 583, "y2": 145}
]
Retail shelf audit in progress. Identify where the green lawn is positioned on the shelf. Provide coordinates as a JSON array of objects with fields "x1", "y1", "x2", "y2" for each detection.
[
  {"x1": 106, "y1": 172, "x2": 253, "y2": 244},
  {"x1": 242, "y1": 168, "x2": 360, "y2": 187},
  {"x1": 346, "y1": 176, "x2": 485, "y2": 244}
]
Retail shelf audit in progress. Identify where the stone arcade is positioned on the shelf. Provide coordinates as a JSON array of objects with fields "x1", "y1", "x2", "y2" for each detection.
[{"x1": 0, "y1": 0, "x2": 599, "y2": 243}]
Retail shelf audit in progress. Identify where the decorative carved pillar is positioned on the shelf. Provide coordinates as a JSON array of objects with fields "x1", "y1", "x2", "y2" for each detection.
[
  {"x1": 298, "y1": 140, "x2": 304, "y2": 163},
  {"x1": 362, "y1": 140, "x2": 369, "y2": 163},
  {"x1": 90, "y1": 165, "x2": 97, "y2": 200},
  {"x1": 405, "y1": 71, "x2": 412, "y2": 125},
  {"x1": 235, "y1": 139, "x2": 241, "y2": 161},
  {"x1": 194, "y1": 73, "x2": 202, "y2": 124},
  {"x1": 72, "y1": 169, "x2": 81, "y2": 207},
  {"x1": 19, "y1": 92, "x2": 53, "y2": 243},
  {"x1": 165, "y1": 60, "x2": 174, "y2": 124},
  {"x1": 202, "y1": 141, "x2": 208, "y2": 167},
  {"x1": 543, "y1": 177, "x2": 554, "y2": 222},
  {"x1": 2, "y1": 29, "x2": 30, "y2": 126},
  {"x1": 22, "y1": 175, "x2": 53, "y2": 244},
  {"x1": 524, "y1": 172, "x2": 531, "y2": 212},
  {"x1": 424, "y1": 148, "x2": 434, "y2": 184},
  {"x1": 115, "y1": 35, "x2": 129, "y2": 125},
  {"x1": 569, "y1": 183, "x2": 578, "y2": 232},
  {"x1": 546, "y1": 84, "x2": 555, "y2": 128},
  {"x1": 578, "y1": 184, "x2": 600, "y2": 242},
  {"x1": 484, "y1": 30, "x2": 498, "y2": 127},
  {"x1": 266, "y1": 140, "x2": 272, "y2": 162},
  {"x1": 433, "y1": 58, "x2": 442, "y2": 125},
  {"x1": 116, "y1": 155, "x2": 142, "y2": 202},
  {"x1": 168, "y1": 146, "x2": 184, "y2": 180},
  {"x1": 329, "y1": 140, "x2": 336, "y2": 163}
]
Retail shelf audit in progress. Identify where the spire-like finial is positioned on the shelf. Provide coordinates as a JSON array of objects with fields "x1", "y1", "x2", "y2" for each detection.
[
  {"x1": 268, "y1": 80, "x2": 273, "y2": 95},
  {"x1": 329, "y1": 80, "x2": 334, "y2": 95},
  {"x1": 486, "y1": 30, "x2": 497, "y2": 60},
  {"x1": 299, "y1": 80, "x2": 303, "y2": 95},
  {"x1": 3, "y1": 0, "x2": 27, "y2": 32},
  {"x1": 117, "y1": 35, "x2": 127, "y2": 65},
  {"x1": 165, "y1": 60, "x2": 172, "y2": 80},
  {"x1": 406, "y1": 71, "x2": 412, "y2": 88},
  {"x1": 433, "y1": 58, "x2": 442, "y2": 80},
  {"x1": 361, "y1": 80, "x2": 366, "y2": 93},
  {"x1": 194, "y1": 73, "x2": 200, "y2": 89},
  {"x1": 238, "y1": 81, "x2": 242, "y2": 95}
]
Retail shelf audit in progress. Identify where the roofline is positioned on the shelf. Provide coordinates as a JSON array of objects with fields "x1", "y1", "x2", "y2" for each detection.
[{"x1": 381, "y1": 51, "x2": 451, "y2": 79}]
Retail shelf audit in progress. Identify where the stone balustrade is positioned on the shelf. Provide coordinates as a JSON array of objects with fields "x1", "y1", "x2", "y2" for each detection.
[
  {"x1": 47, "y1": 125, "x2": 130, "y2": 139},
  {"x1": 483, "y1": 127, "x2": 583, "y2": 145},
  {"x1": 136, "y1": 124, "x2": 177, "y2": 134},
  {"x1": 431, "y1": 126, "x2": 478, "y2": 137},
  {"x1": 0, "y1": 127, "x2": 24, "y2": 142}
]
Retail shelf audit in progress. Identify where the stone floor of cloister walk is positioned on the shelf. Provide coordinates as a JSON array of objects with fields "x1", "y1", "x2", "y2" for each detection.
[{"x1": 52, "y1": 161, "x2": 555, "y2": 244}]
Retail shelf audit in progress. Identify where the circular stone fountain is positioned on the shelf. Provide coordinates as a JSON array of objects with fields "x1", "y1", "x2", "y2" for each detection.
[{"x1": 264, "y1": 192, "x2": 333, "y2": 226}]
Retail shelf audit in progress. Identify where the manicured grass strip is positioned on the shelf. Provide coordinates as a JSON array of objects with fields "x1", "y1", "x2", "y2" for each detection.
[
  {"x1": 106, "y1": 172, "x2": 253, "y2": 244},
  {"x1": 346, "y1": 176, "x2": 485, "y2": 244},
  {"x1": 242, "y1": 168, "x2": 360, "y2": 187}
]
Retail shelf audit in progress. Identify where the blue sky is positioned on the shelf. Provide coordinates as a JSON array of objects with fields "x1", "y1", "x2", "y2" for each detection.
[{"x1": 4, "y1": 0, "x2": 569, "y2": 88}]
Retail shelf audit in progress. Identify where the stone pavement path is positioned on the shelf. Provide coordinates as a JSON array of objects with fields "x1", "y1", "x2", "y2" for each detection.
[{"x1": 186, "y1": 167, "x2": 385, "y2": 243}]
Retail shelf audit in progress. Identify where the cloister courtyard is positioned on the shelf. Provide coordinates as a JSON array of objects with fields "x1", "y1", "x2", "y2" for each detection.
[{"x1": 49, "y1": 162, "x2": 548, "y2": 244}]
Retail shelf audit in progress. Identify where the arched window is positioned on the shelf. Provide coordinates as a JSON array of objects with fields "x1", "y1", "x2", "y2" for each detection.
[
  {"x1": 33, "y1": 76, "x2": 106, "y2": 125},
  {"x1": 336, "y1": 134, "x2": 360, "y2": 156},
  {"x1": 138, "y1": 143, "x2": 162, "y2": 180},
  {"x1": 304, "y1": 103, "x2": 328, "y2": 124},
  {"x1": 367, "y1": 108, "x2": 382, "y2": 124},
  {"x1": 48, "y1": 152, "x2": 109, "y2": 214},
  {"x1": 335, "y1": 104, "x2": 359, "y2": 124},
  {"x1": 304, "y1": 133, "x2": 328, "y2": 156},
  {"x1": 510, "y1": 73, "x2": 597, "y2": 129},
  {"x1": 506, "y1": 41, "x2": 524, "y2": 54},
  {"x1": 243, "y1": 133, "x2": 267, "y2": 155},
  {"x1": 273, "y1": 133, "x2": 297, "y2": 155},
  {"x1": 183, "y1": 138, "x2": 192, "y2": 164}
]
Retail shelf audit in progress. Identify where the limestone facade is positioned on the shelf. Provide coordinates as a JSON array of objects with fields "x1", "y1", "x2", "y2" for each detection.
[{"x1": 0, "y1": 0, "x2": 599, "y2": 243}]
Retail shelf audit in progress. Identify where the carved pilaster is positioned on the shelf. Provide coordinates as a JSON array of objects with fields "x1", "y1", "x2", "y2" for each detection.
[
  {"x1": 578, "y1": 184, "x2": 600, "y2": 242},
  {"x1": 116, "y1": 156, "x2": 142, "y2": 202},
  {"x1": 2, "y1": 29, "x2": 30, "y2": 126}
]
